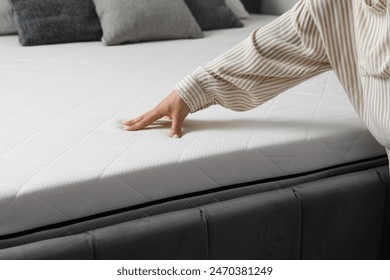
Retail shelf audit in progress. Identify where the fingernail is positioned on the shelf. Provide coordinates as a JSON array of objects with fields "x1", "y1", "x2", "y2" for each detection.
[
  {"x1": 123, "y1": 126, "x2": 128, "y2": 131},
  {"x1": 172, "y1": 134, "x2": 180, "y2": 139}
]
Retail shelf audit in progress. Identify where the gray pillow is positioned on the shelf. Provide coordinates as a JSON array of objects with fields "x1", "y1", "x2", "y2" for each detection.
[
  {"x1": 0, "y1": 0, "x2": 17, "y2": 35},
  {"x1": 9, "y1": 0, "x2": 102, "y2": 46},
  {"x1": 226, "y1": 0, "x2": 250, "y2": 19},
  {"x1": 241, "y1": 0, "x2": 262, "y2": 14},
  {"x1": 93, "y1": 0, "x2": 203, "y2": 46},
  {"x1": 183, "y1": 0, "x2": 244, "y2": 30}
]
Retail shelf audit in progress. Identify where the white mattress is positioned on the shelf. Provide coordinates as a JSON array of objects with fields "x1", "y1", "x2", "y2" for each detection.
[{"x1": 0, "y1": 15, "x2": 386, "y2": 236}]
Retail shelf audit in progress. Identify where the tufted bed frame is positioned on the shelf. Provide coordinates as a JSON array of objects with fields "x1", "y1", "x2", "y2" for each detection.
[{"x1": 0, "y1": 0, "x2": 389, "y2": 260}]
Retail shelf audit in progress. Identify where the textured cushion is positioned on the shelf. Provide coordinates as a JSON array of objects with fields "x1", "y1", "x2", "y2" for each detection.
[
  {"x1": 93, "y1": 0, "x2": 203, "y2": 46},
  {"x1": 9, "y1": 0, "x2": 102, "y2": 46},
  {"x1": 183, "y1": 0, "x2": 243, "y2": 30},
  {"x1": 226, "y1": 0, "x2": 250, "y2": 19},
  {"x1": 0, "y1": 0, "x2": 16, "y2": 35}
]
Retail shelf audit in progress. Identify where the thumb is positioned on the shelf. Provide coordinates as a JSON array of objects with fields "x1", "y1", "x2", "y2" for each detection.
[{"x1": 169, "y1": 115, "x2": 185, "y2": 138}]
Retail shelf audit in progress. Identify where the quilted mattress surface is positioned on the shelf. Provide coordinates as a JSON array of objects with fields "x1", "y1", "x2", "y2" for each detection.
[{"x1": 0, "y1": 15, "x2": 386, "y2": 236}]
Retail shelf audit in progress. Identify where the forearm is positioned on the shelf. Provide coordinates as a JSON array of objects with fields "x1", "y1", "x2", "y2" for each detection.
[{"x1": 175, "y1": 0, "x2": 332, "y2": 113}]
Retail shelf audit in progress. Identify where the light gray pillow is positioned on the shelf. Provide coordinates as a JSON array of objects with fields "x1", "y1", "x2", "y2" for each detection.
[
  {"x1": 183, "y1": 0, "x2": 243, "y2": 30},
  {"x1": 93, "y1": 0, "x2": 203, "y2": 46},
  {"x1": 261, "y1": 0, "x2": 297, "y2": 15},
  {"x1": 226, "y1": 0, "x2": 250, "y2": 19},
  {"x1": 0, "y1": 0, "x2": 17, "y2": 35}
]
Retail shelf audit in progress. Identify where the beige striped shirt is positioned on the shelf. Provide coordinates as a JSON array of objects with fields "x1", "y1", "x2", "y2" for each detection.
[{"x1": 175, "y1": 0, "x2": 390, "y2": 160}]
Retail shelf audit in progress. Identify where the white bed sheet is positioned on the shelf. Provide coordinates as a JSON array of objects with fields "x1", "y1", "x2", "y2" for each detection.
[{"x1": 0, "y1": 15, "x2": 385, "y2": 236}]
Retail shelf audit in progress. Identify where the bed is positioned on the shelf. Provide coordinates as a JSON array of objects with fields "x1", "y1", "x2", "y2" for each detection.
[{"x1": 0, "y1": 0, "x2": 389, "y2": 260}]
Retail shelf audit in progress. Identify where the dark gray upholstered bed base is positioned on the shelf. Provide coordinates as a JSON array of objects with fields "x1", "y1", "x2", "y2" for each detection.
[
  {"x1": 0, "y1": 157, "x2": 389, "y2": 259},
  {"x1": 1, "y1": 0, "x2": 389, "y2": 260}
]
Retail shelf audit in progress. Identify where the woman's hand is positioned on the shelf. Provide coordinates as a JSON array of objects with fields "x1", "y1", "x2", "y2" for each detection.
[{"x1": 122, "y1": 90, "x2": 190, "y2": 138}]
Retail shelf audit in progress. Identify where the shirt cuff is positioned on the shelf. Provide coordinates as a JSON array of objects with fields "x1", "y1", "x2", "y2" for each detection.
[{"x1": 174, "y1": 67, "x2": 216, "y2": 113}]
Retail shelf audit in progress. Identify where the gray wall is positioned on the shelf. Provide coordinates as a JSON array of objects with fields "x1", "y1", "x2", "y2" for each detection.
[{"x1": 261, "y1": 0, "x2": 298, "y2": 15}]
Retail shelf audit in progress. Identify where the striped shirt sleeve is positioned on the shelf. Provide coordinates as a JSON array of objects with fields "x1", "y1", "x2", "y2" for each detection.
[{"x1": 175, "y1": 0, "x2": 332, "y2": 113}]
